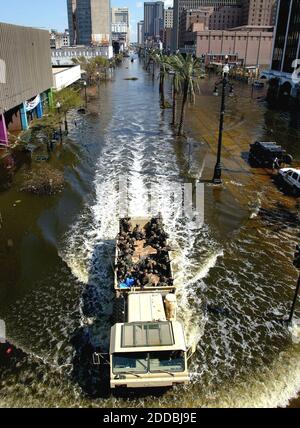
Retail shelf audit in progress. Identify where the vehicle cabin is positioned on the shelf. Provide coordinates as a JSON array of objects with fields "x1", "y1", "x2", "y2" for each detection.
[{"x1": 109, "y1": 292, "x2": 190, "y2": 389}]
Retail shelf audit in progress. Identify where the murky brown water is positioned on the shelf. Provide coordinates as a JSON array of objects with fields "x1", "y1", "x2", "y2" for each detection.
[{"x1": 0, "y1": 58, "x2": 300, "y2": 408}]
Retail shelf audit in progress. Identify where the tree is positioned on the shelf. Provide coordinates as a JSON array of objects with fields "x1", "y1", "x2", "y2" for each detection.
[
  {"x1": 155, "y1": 53, "x2": 171, "y2": 108},
  {"x1": 53, "y1": 87, "x2": 82, "y2": 132},
  {"x1": 171, "y1": 69, "x2": 182, "y2": 126},
  {"x1": 72, "y1": 56, "x2": 111, "y2": 84},
  {"x1": 145, "y1": 48, "x2": 157, "y2": 79},
  {"x1": 169, "y1": 54, "x2": 204, "y2": 136},
  {"x1": 93, "y1": 56, "x2": 110, "y2": 81}
]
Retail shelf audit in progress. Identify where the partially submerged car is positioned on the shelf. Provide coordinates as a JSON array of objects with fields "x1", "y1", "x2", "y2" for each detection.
[
  {"x1": 278, "y1": 168, "x2": 300, "y2": 196},
  {"x1": 249, "y1": 141, "x2": 293, "y2": 168}
]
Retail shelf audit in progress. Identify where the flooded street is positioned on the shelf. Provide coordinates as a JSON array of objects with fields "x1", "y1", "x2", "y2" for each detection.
[{"x1": 1, "y1": 58, "x2": 300, "y2": 407}]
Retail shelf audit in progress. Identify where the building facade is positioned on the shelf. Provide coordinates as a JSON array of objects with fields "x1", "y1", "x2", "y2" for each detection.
[
  {"x1": 137, "y1": 21, "x2": 145, "y2": 45},
  {"x1": 52, "y1": 65, "x2": 81, "y2": 91},
  {"x1": 0, "y1": 23, "x2": 53, "y2": 145},
  {"x1": 173, "y1": 0, "x2": 278, "y2": 51},
  {"x1": 144, "y1": 1, "x2": 165, "y2": 44},
  {"x1": 182, "y1": 25, "x2": 273, "y2": 66},
  {"x1": 50, "y1": 30, "x2": 70, "y2": 49},
  {"x1": 164, "y1": 8, "x2": 174, "y2": 50},
  {"x1": 111, "y1": 7, "x2": 129, "y2": 25},
  {"x1": 164, "y1": 7, "x2": 174, "y2": 28},
  {"x1": 262, "y1": 0, "x2": 300, "y2": 102},
  {"x1": 111, "y1": 7, "x2": 130, "y2": 50},
  {"x1": 172, "y1": 0, "x2": 244, "y2": 50},
  {"x1": 67, "y1": 0, "x2": 111, "y2": 47},
  {"x1": 243, "y1": 0, "x2": 278, "y2": 27},
  {"x1": 51, "y1": 46, "x2": 113, "y2": 66}
]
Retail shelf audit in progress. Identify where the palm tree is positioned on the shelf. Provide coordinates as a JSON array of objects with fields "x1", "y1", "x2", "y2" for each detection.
[
  {"x1": 155, "y1": 53, "x2": 170, "y2": 108},
  {"x1": 169, "y1": 54, "x2": 204, "y2": 136},
  {"x1": 146, "y1": 49, "x2": 157, "y2": 79},
  {"x1": 171, "y1": 68, "x2": 182, "y2": 126}
]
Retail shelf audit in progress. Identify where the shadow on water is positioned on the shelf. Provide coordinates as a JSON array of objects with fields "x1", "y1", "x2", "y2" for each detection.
[
  {"x1": 70, "y1": 240, "x2": 114, "y2": 399},
  {"x1": 258, "y1": 201, "x2": 300, "y2": 234}
]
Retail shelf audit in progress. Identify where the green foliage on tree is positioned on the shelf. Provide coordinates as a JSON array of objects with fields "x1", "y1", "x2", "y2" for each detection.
[
  {"x1": 166, "y1": 54, "x2": 205, "y2": 136},
  {"x1": 72, "y1": 55, "x2": 113, "y2": 84},
  {"x1": 53, "y1": 87, "x2": 82, "y2": 115}
]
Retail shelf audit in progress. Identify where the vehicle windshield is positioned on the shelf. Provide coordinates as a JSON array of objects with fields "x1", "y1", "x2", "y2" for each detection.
[
  {"x1": 149, "y1": 351, "x2": 185, "y2": 373},
  {"x1": 112, "y1": 351, "x2": 185, "y2": 374},
  {"x1": 113, "y1": 352, "x2": 148, "y2": 374}
]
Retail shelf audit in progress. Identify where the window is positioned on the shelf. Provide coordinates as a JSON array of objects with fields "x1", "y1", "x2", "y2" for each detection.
[
  {"x1": 112, "y1": 351, "x2": 185, "y2": 374},
  {"x1": 149, "y1": 351, "x2": 185, "y2": 373},
  {"x1": 292, "y1": 172, "x2": 299, "y2": 180},
  {"x1": 121, "y1": 322, "x2": 174, "y2": 348},
  {"x1": 113, "y1": 353, "x2": 148, "y2": 374}
]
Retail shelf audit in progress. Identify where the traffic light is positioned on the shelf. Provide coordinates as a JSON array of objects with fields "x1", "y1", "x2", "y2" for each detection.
[{"x1": 293, "y1": 244, "x2": 300, "y2": 269}]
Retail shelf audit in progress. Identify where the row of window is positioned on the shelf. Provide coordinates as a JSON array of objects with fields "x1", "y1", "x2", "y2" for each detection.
[
  {"x1": 198, "y1": 35, "x2": 269, "y2": 41},
  {"x1": 52, "y1": 51, "x2": 104, "y2": 57}
]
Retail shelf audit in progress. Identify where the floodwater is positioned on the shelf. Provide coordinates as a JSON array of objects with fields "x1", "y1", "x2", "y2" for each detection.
[{"x1": 0, "y1": 57, "x2": 300, "y2": 408}]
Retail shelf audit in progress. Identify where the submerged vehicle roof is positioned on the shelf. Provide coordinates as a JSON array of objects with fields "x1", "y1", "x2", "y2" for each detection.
[
  {"x1": 110, "y1": 320, "x2": 187, "y2": 354},
  {"x1": 253, "y1": 141, "x2": 284, "y2": 151}
]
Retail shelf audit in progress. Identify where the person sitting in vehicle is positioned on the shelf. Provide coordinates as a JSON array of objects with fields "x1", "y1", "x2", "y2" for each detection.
[
  {"x1": 132, "y1": 224, "x2": 145, "y2": 240},
  {"x1": 120, "y1": 217, "x2": 131, "y2": 233}
]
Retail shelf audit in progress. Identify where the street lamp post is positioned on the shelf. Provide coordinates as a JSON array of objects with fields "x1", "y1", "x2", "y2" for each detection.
[
  {"x1": 56, "y1": 101, "x2": 63, "y2": 143},
  {"x1": 288, "y1": 244, "x2": 300, "y2": 324},
  {"x1": 212, "y1": 56, "x2": 232, "y2": 184},
  {"x1": 96, "y1": 72, "x2": 100, "y2": 94},
  {"x1": 83, "y1": 81, "x2": 87, "y2": 107}
]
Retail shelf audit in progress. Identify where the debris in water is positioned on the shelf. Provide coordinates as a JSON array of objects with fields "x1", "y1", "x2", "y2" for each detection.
[{"x1": 20, "y1": 165, "x2": 64, "y2": 196}]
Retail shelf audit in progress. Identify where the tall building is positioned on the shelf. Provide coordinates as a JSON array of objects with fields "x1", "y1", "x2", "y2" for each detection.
[
  {"x1": 137, "y1": 21, "x2": 145, "y2": 45},
  {"x1": 271, "y1": 0, "x2": 300, "y2": 74},
  {"x1": 164, "y1": 7, "x2": 174, "y2": 28},
  {"x1": 144, "y1": 1, "x2": 164, "y2": 43},
  {"x1": 172, "y1": 0, "x2": 243, "y2": 50},
  {"x1": 111, "y1": 7, "x2": 130, "y2": 49},
  {"x1": 164, "y1": 7, "x2": 174, "y2": 50},
  {"x1": 261, "y1": 0, "x2": 300, "y2": 102},
  {"x1": 67, "y1": 0, "x2": 111, "y2": 47},
  {"x1": 243, "y1": 0, "x2": 278, "y2": 27}
]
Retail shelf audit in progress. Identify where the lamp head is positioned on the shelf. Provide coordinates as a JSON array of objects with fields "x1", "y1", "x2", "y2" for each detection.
[{"x1": 223, "y1": 64, "x2": 230, "y2": 75}]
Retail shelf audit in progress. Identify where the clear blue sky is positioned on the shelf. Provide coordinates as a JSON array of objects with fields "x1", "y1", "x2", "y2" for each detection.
[{"x1": 0, "y1": 0, "x2": 172, "y2": 42}]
